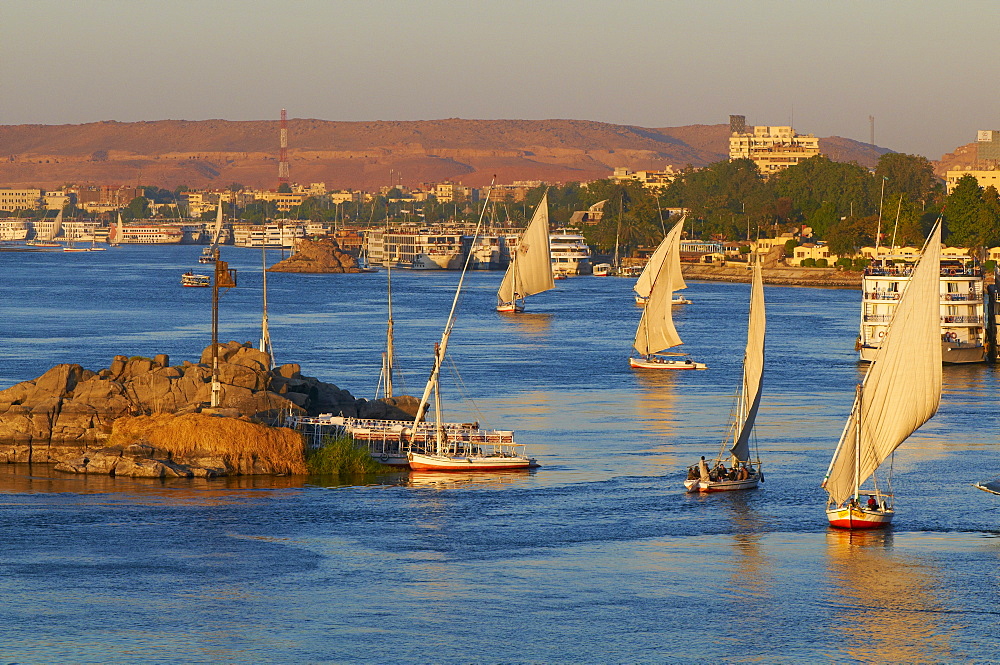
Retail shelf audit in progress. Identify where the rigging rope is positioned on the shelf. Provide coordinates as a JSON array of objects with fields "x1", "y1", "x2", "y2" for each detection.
[{"x1": 446, "y1": 355, "x2": 489, "y2": 429}]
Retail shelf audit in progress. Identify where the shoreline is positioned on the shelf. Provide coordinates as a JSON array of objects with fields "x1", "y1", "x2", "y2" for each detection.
[{"x1": 681, "y1": 264, "x2": 862, "y2": 288}]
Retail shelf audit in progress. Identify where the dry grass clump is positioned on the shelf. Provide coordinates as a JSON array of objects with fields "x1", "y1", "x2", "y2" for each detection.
[{"x1": 108, "y1": 413, "x2": 307, "y2": 474}]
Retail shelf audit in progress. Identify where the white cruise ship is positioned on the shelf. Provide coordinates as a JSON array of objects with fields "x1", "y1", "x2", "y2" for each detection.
[
  {"x1": 859, "y1": 257, "x2": 986, "y2": 364},
  {"x1": 549, "y1": 230, "x2": 593, "y2": 275},
  {"x1": 365, "y1": 227, "x2": 466, "y2": 270},
  {"x1": 232, "y1": 222, "x2": 305, "y2": 248},
  {"x1": 0, "y1": 219, "x2": 29, "y2": 242},
  {"x1": 110, "y1": 224, "x2": 184, "y2": 244}
]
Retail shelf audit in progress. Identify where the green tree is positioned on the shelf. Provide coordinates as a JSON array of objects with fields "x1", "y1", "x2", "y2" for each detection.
[
  {"x1": 875, "y1": 153, "x2": 936, "y2": 208},
  {"x1": 277, "y1": 183, "x2": 292, "y2": 194},
  {"x1": 944, "y1": 174, "x2": 983, "y2": 246},
  {"x1": 123, "y1": 196, "x2": 150, "y2": 220}
]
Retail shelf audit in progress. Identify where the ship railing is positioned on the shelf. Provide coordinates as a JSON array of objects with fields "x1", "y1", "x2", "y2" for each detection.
[
  {"x1": 863, "y1": 314, "x2": 893, "y2": 322},
  {"x1": 864, "y1": 292, "x2": 901, "y2": 300},
  {"x1": 942, "y1": 292, "x2": 983, "y2": 301},
  {"x1": 942, "y1": 316, "x2": 984, "y2": 324}
]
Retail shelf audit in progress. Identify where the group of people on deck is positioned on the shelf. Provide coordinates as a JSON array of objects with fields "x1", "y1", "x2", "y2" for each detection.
[{"x1": 686, "y1": 456, "x2": 754, "y2": 483}]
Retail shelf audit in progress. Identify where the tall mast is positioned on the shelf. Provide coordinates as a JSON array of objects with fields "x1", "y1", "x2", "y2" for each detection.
[
  {"x1": 414, "y1": 180, "x2": 495, "y2": 424},
  {"x1": 385, "y1": 266, "x2": 394, "y2": 398},
  {"x1": 260, "y1": 246, "x2": 274, "y2": 369}
]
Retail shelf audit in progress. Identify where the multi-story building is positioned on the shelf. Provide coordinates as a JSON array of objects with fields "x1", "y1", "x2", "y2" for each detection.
[
  {"x1": 0, "y1": 189, "x2": 42, "y2": 211},
  {"x1": 944, "y1": 167, "x2": 1000, "y2": 194},
  {"x1": 728, "y1": 115, "x2": 821, "y2": 176},
  {"x1": 611, "y1": 166, "x2": 678, "y2": 190}
]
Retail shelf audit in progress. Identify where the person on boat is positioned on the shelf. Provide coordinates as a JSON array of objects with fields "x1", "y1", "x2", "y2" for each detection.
[
  {"x1": 737, "y1": 464, "x2": 748, "y2": 481},
  {"x1": 867, "y1": 495, "x2": 878, "y2": 510},
  {"x1": 698, "y1": 456, "x2": 710, "y2": 482}
]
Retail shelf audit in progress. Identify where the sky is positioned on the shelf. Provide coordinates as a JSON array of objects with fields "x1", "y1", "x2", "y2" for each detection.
[{"x1": 2, "y1": 0, "x2": 997, "y2": 159}]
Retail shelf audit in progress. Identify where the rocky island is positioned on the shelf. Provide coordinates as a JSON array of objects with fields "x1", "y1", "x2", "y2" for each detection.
[
  {"x1": 0, "y1": 342, "x2": 417, "y2": 478},
  {"x1": 269, "y1": 238, "x2": 361, "y2": 273}
]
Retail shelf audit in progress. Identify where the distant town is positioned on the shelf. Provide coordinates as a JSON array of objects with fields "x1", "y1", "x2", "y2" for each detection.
[{"x1": 4, "y1": 115, "x2": 1000, "y2": 269}]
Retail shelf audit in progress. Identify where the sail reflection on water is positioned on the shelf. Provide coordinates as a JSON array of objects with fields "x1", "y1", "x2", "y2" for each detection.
[
  {"x1": 633, "y1": 372, "x2": 678, "y2": 465},
  {"x1": 825, "y1": 530, "x2": 954, "y2": 662},
  {"x1": 501, "y1": 312, "x2": 552, "y2": 338}
]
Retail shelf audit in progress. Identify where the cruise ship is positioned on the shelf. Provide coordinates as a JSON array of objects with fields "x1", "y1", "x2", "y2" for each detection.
[
  {"x1": 467, "y1": 232, "x2": 517, "y2": 270},
  {"x1": 110, "y1": 224, "x2": 184, "y2": 244},
  {"x1": 859, "y1": 257, "x2": 986, "y2": 364},
  {"x1": 232, "y1": 222, "x2": 306, "y2": 248},
  {"x1": 365, "y1": 227, "x2": 466, "y2": 270},
  {"x1": 0, "y1": 219, "x2": 29, "y2": 242},
  {"x1": 550, "y1": 230, "x2": 593, "y2": 275}
]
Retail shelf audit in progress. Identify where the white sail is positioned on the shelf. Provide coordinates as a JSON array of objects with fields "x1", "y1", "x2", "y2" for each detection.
[
  {"x1": 730, "y1": 260, "x2": 766, "y2": 462},
  {"x1": 633, "y1": 219, "x2": 684, "y2": 356},
  {"x1": 212, "y1": 201, "x2": 224, "y2": 247},
  {"x1": 498, "y1": 192, "x2": 555, "y2": 304},
  {"x1": 822, "y1": 221, "x2": 943, "y2": 505},
  {"x1": 634, "y1": 215, "x2": 687, "y2": 298}
]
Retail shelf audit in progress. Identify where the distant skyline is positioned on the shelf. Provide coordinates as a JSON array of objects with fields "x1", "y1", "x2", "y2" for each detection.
[{"x1": 2, "y1": 0, "x2": 996, "y2": 159}]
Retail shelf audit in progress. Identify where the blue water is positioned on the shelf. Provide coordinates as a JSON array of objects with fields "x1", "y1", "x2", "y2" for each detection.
[{"x1": 1, "y1": 245, "x2": 999, "y2": 663}]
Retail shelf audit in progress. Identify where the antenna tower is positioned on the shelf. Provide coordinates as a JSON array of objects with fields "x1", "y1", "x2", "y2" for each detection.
[{"x1": 278, "y1": 109, "x2": 290, "y2": 187}]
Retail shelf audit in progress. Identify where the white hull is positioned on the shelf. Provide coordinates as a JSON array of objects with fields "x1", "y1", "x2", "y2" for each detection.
[
  {"x1": 407, "y1": 451, "x2": 535, "y2": 471},
  {"x1": 859, "y1": 341, "x2": 985, "y2": 364},
  {"x1": 630, "y1": 356, "x2": 706, "y2": 370},
  {"x1": 860, "y1": 263, "x2": 985, "y2": 363},
  {"x1": 635, "y1": 295, "x2": 692, "y2": 306},
  {"x1": 826, "y1": 504, "x2": 894, "y2": 529}
]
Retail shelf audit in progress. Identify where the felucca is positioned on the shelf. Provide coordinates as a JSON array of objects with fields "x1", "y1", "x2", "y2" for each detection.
[
  {"x1": 408, "y1": 187, "x2": 537, "y2": 471},
  {"x1": 685, "y1": 260, "x2": 765, "y2": 492},
  {"x1": 199, "y1": 201, "x2": 224, "y2": 263},
  {"x1": 634, "y1": 215, "x2": 691, "y2": 306},
  {"x1": 822, "y1": 220, "x2": 943, "y2": 529},
  {"x1": 496, "y1": 192, "x2": 555, "y2": 312},
  {"x1": 629, "y1": 218, "x2": 706, "y2": 370}
]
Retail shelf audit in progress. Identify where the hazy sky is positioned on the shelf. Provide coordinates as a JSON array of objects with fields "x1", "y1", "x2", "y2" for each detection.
[{"x1": 2, "y1": 0, "x2": 996, "y2": 158}]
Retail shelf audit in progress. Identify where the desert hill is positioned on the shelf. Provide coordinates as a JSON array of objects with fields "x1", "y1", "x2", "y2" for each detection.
[{"x1": 0, "y1": 118, "x2": 890, "y2": 191}]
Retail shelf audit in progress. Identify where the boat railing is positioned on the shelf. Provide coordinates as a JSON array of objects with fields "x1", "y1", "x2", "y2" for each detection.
[
  {"x1": 942, "y1": 292, "x2": 982, "y2": 301},
  {"x1": 863, "y1": 314, "x2": 893, "y2": 323},
  {"x1": 864, "y1": 291, "x2": 901, "y2": 300},
  {"x1": 942, "y1": 315, "x2": 984, "y2": 324}
]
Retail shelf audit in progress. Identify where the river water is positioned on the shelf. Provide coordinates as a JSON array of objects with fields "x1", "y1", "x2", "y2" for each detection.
[{"x1": 1, "y1": 245, "x2": 999, "y2": 663}]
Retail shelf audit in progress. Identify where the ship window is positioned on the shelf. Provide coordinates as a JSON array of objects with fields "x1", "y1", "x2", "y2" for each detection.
[
  {"x1": 888, "y1": 282, "x2": 899, "y2": 292},
  {"x1": 947, "y1": 282, "x2": 959, "y2": 293}
]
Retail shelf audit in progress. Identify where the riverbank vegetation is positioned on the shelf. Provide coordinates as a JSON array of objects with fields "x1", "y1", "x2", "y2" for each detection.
[{"x1": 305, "y1": 435, "x2": 391, "y2": 476}]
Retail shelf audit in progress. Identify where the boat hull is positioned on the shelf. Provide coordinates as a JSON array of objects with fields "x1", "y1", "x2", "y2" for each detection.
[
  {"x1": 826, "y1": 505, "x2": 894, "y2": 529},
  {"x1": 860, "y1": 342, "x2": 985, "y2": 364},
  {"x1": 496, "y1": 302, "x2": 525, "y2": 313},
  {"x1": 407, "y1": 452, "x2": 534, "y2": 471},
  {"x1": 634, "y1": 295, "x2": 691, "y2": 306},
  {"x1": 629, "y1": 357, "x2": 707, "y2": 370},
  {"x1": 684, "y1": 474, "x2": 760, "y2": 493}
]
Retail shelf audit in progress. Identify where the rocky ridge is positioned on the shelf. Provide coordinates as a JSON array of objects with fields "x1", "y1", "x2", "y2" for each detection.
[{"x1": 0, "y1": 342, "x2": 418, "y2": 477}]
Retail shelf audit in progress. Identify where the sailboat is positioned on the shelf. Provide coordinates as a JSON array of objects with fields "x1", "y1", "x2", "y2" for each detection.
[
  {"x1": 199, "y1": 201, "x2": 224, "y2": 263},
  {"x1": 822, "y1": 220, "x2": 943, "y2": 529},
  {"x1": 28, "y1": 210, "x2": 63, "y2": 247},
  {"x1": 108, "y1": 214, "x2": 121, "y2": 247},
  {"x1": 376, "y1": 266, "x2": 395, "y2": 399},
  {"x1": 259, "y1": 246, "x2": 275, "y2": 369},
  {"x1": 634, "y1": 215, "x2": 691, "y2": 306},
  {"x1": 496, "y1": 192, "x2": 555, "y2": 313},
  {"x1": 685, "y1": 260, "x2": 765, "y2": 492},
  {"x1": 407, "y1": 187, "x2": 537, "y2": 471},
  {"x1": 629, "y1": 218, "x2": 706, "y2": 370}
]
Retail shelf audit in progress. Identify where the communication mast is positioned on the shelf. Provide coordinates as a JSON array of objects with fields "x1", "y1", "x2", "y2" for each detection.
[{"x1": 278, "y1": 109, "x2": 290, "y2": 188}]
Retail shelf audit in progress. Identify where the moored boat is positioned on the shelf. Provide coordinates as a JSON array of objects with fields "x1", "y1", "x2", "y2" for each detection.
[
  {"x1": 858, "y1": 256, "x2": 985, "y2": 364},
  {"x1": 822, "y1": 220, "x2": 944, "y2": 529},
  {"x1": 408, "y1": 187, "x2": 536, "y2": 471}
]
